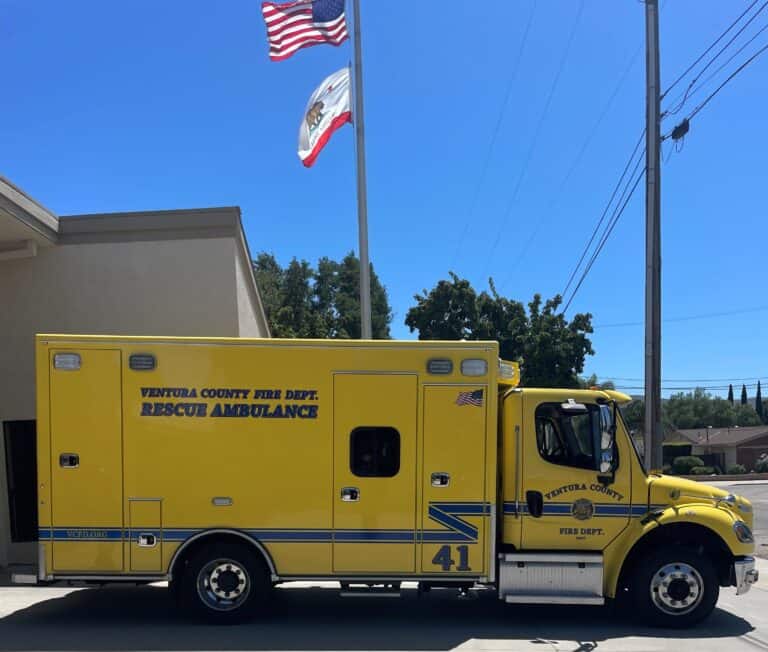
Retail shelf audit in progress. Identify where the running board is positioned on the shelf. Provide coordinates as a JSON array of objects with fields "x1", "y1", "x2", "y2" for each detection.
[
  {"x1": 498, "y1": 552, "x2": 604, "y2": 605},
  {"x1": 339, "y1": 583, "x2": 401, "y2": 598}
]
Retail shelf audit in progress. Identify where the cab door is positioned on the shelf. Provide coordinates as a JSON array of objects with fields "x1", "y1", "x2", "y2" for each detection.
[
  {"x1": 519, "y1": 394, "x2": 632, "y2": 551},
  {"x1": 49, "y1": 349, "x2": 124, "y2": 572},
  {"x1": 333, "y1": 374, "x2": 417, "y2": 573}
]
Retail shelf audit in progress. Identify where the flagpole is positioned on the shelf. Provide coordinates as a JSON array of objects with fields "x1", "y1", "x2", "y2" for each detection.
[{"x1": 351, "y1": 0, "x2": 372, "y2": 339}]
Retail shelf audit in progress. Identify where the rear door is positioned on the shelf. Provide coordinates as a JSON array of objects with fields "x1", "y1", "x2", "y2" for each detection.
[
  {"x1": 49, "y1": 349, "x2": 124, "y2": 572},
  {"x1": 333, "y1": 374, "x2": 417, "y2": 574},
  {"x1": 421, "y1": 385, "x2": 488, "y2": 576}
]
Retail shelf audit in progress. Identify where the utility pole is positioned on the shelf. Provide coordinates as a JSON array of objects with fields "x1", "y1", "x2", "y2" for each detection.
[
  {"x1": 351, "y1": 0, "x2": 372, "y2": 339},
  {"x1": 644, "y1": 0, "x2": 663, "y2": 470}
]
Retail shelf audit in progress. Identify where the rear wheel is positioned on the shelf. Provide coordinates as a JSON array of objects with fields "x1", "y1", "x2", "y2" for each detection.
[
  {"x1": 628, "y1": 547, "x2": 719, "y2": 628},
  {"x1": 179, "y1": 543, "x2": 271, "y2": 624}
]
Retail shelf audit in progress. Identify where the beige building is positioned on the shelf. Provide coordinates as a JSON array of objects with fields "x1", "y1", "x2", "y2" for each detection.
[{"x1": 0, "y1": 176, "x2": 269, "y2": 568}]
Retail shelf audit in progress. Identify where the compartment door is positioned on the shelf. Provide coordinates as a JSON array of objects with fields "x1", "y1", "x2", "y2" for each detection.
[
  {"x1": 129, "y1": 500, "x2": 162, "y2": 572},
  {"x1": 421, "y1": 385, "x2": 487, "y2": 575},
  {"x1": 50, "y1": 349, "x2": 124, "y2": 572},
  {"x1": 332, "y1": 374, "x2": 417, "y2": 573}
]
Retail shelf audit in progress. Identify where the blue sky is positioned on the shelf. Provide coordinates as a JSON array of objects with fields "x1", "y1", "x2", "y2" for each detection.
[{"x1": 2, "y1": 1, "x2": 766, "y2": 397}]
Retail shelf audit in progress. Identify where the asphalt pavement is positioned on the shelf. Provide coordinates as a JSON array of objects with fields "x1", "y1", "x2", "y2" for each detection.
[
  {"x1": 0, "y1": 560, "x2": 765, "y2": 652},
  {"x1": 0, "y1": 482, "x2": 764, "y2": 651}
]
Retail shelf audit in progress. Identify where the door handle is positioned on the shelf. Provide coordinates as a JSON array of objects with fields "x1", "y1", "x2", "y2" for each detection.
[
  {"x1": 526, "y1": 490, "x2": 543, "y2": 518},
  {"x1": 431, "y1": 472, "x2": 450, "y2": 487},
  {"x1": 59, "y1": 453, "x2": 79, "y2": 468},
  {"x1": 341, "y1": 487, "x2": 360, "y2": 502}
]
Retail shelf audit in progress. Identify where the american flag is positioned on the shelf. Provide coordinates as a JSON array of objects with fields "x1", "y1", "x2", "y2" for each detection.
[
  {"x1": 456, "y1": 389, "x2": 484, "y2": 407},
  {"x1": 262, "y1": 0, "x2": 349, "y2": 62}
]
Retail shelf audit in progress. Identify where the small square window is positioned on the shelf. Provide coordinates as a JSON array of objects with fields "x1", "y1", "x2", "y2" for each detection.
[{"x1": 350, "y1": 427, "x2": 400, "y2": 477}]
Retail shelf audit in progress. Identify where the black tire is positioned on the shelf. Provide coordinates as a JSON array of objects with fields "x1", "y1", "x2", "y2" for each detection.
[
  {"x1": 178, "y1": 542, "x2": 271, "y2": 624},
  {"x1": 627, "y1": 547, "x2": 719, "y2": 628}
]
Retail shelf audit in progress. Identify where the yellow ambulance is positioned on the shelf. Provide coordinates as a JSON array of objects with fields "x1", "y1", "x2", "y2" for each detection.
[{"x1": 19, "y1": 334, "x2": 758, "y2": 625}]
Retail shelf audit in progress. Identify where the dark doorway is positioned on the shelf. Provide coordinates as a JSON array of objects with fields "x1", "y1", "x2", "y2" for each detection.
[{"x1": 3, "y1": 420, "x2": 38, "y2": 542}]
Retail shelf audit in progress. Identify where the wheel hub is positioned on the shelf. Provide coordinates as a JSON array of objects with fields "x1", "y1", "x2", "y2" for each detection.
[
  {"x1": 197, "y1": 559, "x2": 251, "y2": 611},
  {"x1": 650, "y1": 562, "x2": 703, "y2": 616}
]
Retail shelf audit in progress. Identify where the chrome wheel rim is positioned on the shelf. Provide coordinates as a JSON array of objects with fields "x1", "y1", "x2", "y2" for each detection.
[
  {"x1": 650, "y1": 562, "x2": 704, "y2": 616},
  {"x1": 197, "y1": 558, "x2": 251, "y2": 612}
]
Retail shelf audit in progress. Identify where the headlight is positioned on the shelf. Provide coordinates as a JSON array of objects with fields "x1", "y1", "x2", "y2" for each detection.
[{"x1": 733, "y1": 520, "x2": 754, "y2": 544}]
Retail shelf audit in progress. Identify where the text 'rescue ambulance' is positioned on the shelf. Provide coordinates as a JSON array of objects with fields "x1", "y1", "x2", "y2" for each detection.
[{"x1": 20, "y1": 335, "x2": 759, "y2": 625}]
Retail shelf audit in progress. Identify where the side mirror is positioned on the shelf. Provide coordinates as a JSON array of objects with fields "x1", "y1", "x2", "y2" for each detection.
[{"x1": 597, "y1": 404, "x2": 617, "y2": 485}]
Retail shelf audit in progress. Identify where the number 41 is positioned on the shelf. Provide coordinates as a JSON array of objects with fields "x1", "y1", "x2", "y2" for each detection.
[{"x1": 431, "y1": 545, "x2": 471, "y2": 571}]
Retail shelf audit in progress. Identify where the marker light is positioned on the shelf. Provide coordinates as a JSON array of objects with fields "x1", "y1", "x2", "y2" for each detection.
[
  {"x1": 461, "y1": 358, "x2": 488, "y2": 376},
  {"x1": 427, "y1": 358, "x2": 453, "y2": 375},
  {"x1": 53, "y1": 353, "x2": 81, "y2": 370},
  {"x1": 499, "y1": 361, "x2": 517, "y2": 381}
]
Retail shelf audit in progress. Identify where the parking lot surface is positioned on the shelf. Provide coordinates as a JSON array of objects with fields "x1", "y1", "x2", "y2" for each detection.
[{"x1": 0, "y1": 560, "x2": 765, "y2": 652}]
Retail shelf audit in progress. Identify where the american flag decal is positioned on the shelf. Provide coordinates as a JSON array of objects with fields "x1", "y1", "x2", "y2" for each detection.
[{"x1": 455, "y1": 389, "x2": 484, "y2": 407}]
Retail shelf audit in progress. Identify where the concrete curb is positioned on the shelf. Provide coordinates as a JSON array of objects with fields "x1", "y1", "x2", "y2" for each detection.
[{"x1": 682, "y1": 473, "x2": 768, "y2": 482}]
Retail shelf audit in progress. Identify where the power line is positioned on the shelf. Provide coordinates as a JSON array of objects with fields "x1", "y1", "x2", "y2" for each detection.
[
  {"x1": 594, "y1": 305, "x2": 768, "y2": 328},
  {"x1": 561, "y1": 148, "x2": 646, "y2": 314},
  {"x1": 561, "y1": 130, "x2": 645, "y2": 300},
  {"x1": 676, "y1": 40, "x2": 768, "y2": 125},
  {"x1": 614, "y1": 383, "x2": 765, "y2": 391},
  {"x1": 608, "y1": 376, "x2": 767, "y2": 383},
  {"x1": 663, "y1": 0, "x2": 768, "y2": 118},
  {"x1": 484, "y1": 0, "x2": 585, "y2": 273},
  {"x1": 665, "y1": 20, "x2": 768, "y2": 113},
  {"x1": 661, "y1": 0, "x2": 761, "y2": 100},
  {"x1": 498, "y1": 43, "x2": 644, "y2": 292},
  {"x1": 450, "y1": 1, "x2": 537, "y2": 270}
]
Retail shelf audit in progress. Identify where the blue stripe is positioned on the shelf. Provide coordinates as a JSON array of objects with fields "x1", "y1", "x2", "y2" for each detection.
[
  {"x1": 502, "y1": 502, "x2": 665, "y2": 518},
  {"x1": 428, "y1": 506, "x2": 478, "y2": 540},
  {"x1": 41, "y1": 500, "x2": 491, "y2": 546}
]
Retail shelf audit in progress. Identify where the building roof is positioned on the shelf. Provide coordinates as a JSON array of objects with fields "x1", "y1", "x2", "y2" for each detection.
[
  {"x1": 0, "y1": 176, "x2": 59, "y2": 249},
  {"x1": 672, "y1": 426, "x2": 768, "y2": 448},
  {"x1": 0, "y1": 177, "x2": 269, "y2": 336}
]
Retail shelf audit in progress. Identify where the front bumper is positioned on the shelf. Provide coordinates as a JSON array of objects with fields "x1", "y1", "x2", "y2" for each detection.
[{"x1": 734, "y1": 556, "x2": 759, "y2": 595}]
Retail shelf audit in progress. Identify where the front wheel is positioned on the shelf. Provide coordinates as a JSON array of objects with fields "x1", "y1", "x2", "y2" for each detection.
[
  {"x1": 627, "y1": 547, "x2": 719, "y2": 628},
  {"x1": 179, "y1": 543, "x2": 271, "y2": 624}
]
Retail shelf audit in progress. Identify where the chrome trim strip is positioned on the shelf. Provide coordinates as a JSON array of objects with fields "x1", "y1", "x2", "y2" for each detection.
[
  {"x1": 514, "y1": 425, "x2": 521, "y2": 519},
  {"x1": 274, "y1": 575, "x2": 483, "y2": 583},
  {"x1": 49, "y1": 574, "x2": 168, "y2": 582},
  {"x1": 38, "y1": 542, "x2": 46, "y2": 582},
  {"x1": 488, "y1": 502, "x2": 497, "y2": 583}
]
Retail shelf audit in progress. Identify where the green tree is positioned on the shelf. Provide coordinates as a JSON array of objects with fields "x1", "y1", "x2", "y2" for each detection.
[
  {"x1": 578, "y1": 374, "x2": 616, "y2": 390},
  {"x1": 756, "y1": 381, "x2": 764, "y2": 421},
  {"x1": 405, "y1": 272, "x2": 478, "y2": 340},
  {"x1": 741, "y1": 384, "x2": 748, "y2": 406},
  {"x1": 727, "y1": 384, "x2": 734, "y2": 405},
  {"x1": 405, "y1": 274, "x2": 594, "y2": 387},
  {"x1": 253, "y1": 252, "x2": 392, "y2": 339}
]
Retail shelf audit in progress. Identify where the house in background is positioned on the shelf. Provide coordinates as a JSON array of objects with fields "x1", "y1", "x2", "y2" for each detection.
[
  {"x1": 0, "y1": 176, "x2": 270, "y2": 569},
  {"x1": 666, "y1": 426, "x2": 768, "y2": 471}
]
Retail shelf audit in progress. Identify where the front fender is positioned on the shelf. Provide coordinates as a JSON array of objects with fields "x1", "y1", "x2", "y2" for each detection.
[
  {"x1": 653, "y1": 503, "x2": 753, "y2": 556},
  {"x1": 604, "y1": 504, "x2": 752, "y2": 597}
]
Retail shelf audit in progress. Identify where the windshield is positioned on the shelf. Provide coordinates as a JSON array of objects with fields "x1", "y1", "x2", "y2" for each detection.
[{"x1": 617, "y1": 406, "x2": 647, "y2": 474}]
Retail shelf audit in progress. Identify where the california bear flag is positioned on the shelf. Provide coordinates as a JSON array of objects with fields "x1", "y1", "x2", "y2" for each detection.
[{"x1": 298, "y1": 67, "x2": 351, "y2": 167}]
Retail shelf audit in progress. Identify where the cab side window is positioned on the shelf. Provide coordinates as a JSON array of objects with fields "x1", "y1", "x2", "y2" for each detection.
[
  {"x1": 535, "y1": 403, "x2": 599, "y2": 471},
  {"x1": 350, "y1": 427, "x2": 400, "y2": 477}
]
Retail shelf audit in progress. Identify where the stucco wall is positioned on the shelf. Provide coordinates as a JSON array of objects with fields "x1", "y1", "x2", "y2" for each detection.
[
  {"x1": 234, "y1": 240, "x2": 265, "y2": 338},
  {"x1": 0, "y1": 236, "x2": 248, "y2": 566}
]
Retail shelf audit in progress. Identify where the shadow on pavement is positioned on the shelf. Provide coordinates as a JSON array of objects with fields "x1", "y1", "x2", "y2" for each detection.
[{"x1": 0, "y1": 585, "x2": 755, "y2": 651}]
